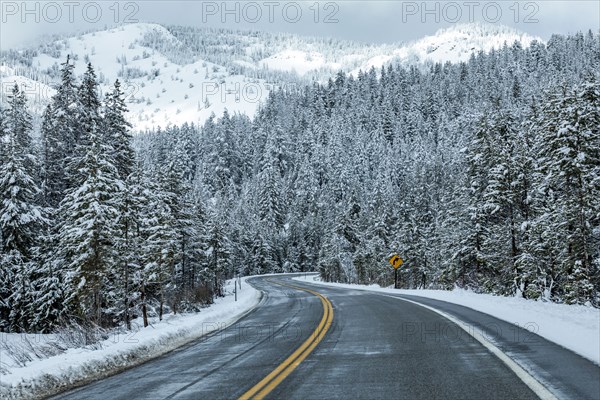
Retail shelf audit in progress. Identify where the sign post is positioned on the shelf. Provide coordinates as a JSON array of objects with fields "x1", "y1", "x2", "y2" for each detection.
[{"x1": 388, "y1": 254, "x2": 404, "y2": 289}]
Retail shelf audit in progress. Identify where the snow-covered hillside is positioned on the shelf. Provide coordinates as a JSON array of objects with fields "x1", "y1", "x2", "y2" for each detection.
[
  {"x1": 0, "y1": 22, "x2": 541, "y2": 131},
  {"x1": 352, "y1": 23, "x2": 540, "y2": 74},
  {"x1": 257, "y1": 23, "x2": 541, "y2": 77},
  {"x1": 2, "y1": 23, "x2": 272, "y2": 131}
]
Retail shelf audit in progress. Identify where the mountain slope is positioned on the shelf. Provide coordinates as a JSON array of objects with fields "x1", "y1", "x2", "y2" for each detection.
[
  {"x1": 0, "y1": 22, "x2": 541, "y2": 131},
  {"x1": 353, "y1": 23, "x2": 540, "y2": 74}
]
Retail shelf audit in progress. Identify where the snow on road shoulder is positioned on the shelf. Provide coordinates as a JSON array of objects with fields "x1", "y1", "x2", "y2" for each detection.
[
  {"x1": 294, "y1": 274, "x2": 600, "y2": 365},
  {"x1": 0, "y1": 277, "x2": 261, "y2": 400}
]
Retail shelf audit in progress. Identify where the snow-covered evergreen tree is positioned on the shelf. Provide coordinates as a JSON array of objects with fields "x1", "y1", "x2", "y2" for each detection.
[
  {"x1": 0, "y1": 85, "x2": 45, "y2": 331},
  {"x1": 40, "y1": 56, "x2": 79, "y2": 208},
  {"x1": 141, "y1": 170, "x2": 178, "y2": 320},
  {"x1": 55, "y1": 76, "x2": 122, "y2": 325},
  {"x1": 103, "y1": 79, "x2": 137, "y2": 327},
  {"x1": 205, "y1": 210, "x2": 230, "y2": 298},
  {"x1": 68, "y1": 63, "x2": 102, "y2": 187},
  {"x1": 531, "y1": 79, "x2": 600, "y2": 304},
  {"x1": 104, "y1": 80, "x2": 134, "y2": 182}
]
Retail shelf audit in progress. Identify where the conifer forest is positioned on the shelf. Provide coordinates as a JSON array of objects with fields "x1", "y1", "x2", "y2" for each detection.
[{"x1": 1, "y1": 29, "x2": 599, "y2": 335}]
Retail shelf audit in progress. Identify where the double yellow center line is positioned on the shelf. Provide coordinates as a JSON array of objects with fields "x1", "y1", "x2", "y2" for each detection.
[{"x1": 239, "y1": 280, "x2": 334, "y2": 400}]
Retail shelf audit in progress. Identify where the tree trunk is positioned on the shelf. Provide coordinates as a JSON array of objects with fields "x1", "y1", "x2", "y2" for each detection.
[
  {"x1": 181, "y1": 238, "x2": 186, "y2": 292},
  {"x1": 94, "y1": 289, "x2": 102, "y2": 327},
  {"x1": 141, "y1": 282, "x2": 148, "y2": 328},
  {"x1": 159, "y1": 286, "x2": 164, "y2": 321},
  {"x1": 577, "y1": 173, "x2": 591, "y2": 271},
  {"x1": 124, "y1": 209, "x2": 131, "y2": 330},
  {"x1": 510, "y1": 204, "x2": 521, "y2": 297}
]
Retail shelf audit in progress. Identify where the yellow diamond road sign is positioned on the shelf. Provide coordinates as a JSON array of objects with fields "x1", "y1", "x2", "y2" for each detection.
[{"x1": 389, "y1": 255, "x2": 403, "y2": 269}]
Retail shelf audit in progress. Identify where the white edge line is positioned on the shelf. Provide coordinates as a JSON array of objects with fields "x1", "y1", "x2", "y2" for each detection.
[{"x1": 379, "y1": 294, "x2": 558, "y2": 400}]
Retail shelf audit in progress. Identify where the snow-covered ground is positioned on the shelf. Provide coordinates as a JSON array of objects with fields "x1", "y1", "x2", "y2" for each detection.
[
  {"x1": 0, "y1": 277, "x2": 261, "y2": 399},
  {"x1": 294, "y1": 274, "x2": 600, "y2": 366}
]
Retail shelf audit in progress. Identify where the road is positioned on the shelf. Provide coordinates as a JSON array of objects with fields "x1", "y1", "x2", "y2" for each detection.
[{"x1": 53, "y1": 275, "x2": 600, "y2": 400}]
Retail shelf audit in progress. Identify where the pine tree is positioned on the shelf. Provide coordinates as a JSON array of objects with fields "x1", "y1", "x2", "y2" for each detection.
[
  {"x1": 56, "y1": 115, "x2": 121, "y2": 326},
  {"x1": 142, "y1": 171, "x2": 178, "y2": 321},
  {"x1": 206, "y1": 211, "x2": 230, "y2": 298},
  {"x1": 127, "y1": 165, "x2": 154, "y2": 328},
  {"x1": 205, "y1": 109, "x2": 243, "y2": 192},
  {"x1": 0, "y1": 85, "x2": 45, "y2": 331},
  {"x1": 480, "y1": 107, "x2": 530, "y2": 295},
  {"x1": 249, "y1": 233, "x2": 271, "y2": 276},
  {"x1": 161, "y1": 157, "x2": 199, "y2": 312},
  {"x1": 5, "y1": 84, "x2": 34, "y2": 171},
  {"x1": 187, "y1": 191, "x2": 210, "y2": 293},
  {"x1": 40, "y1": 56, "x2": 79, "y2": 208},
  {"x1": 104, "y1": 80, "x2": 137, "y2": 328},
  {"x1": 104, "y1": 80, "x2": 134, "y2": 181},
  {"x1": 454, "y1": 114, "x2": 495, "y2": 290},
  {"x1": 0, "y1": 86, "x2": 40, "y2": 256},
  {"x1": 257, "y1": 158, "x2": 283, "y2": 233},
  {"x1": 110, "y1": 172, "x2": 142, "y2": 329},
  {"x1": 30, "y1": 252, "x2": 67, "y2": 331},
  {"x1": 68, "y1": 62, "x2": 102, "y2": 187},
  {"x1": 532, "y1": 80, "x2": 600, "y2": 304}
]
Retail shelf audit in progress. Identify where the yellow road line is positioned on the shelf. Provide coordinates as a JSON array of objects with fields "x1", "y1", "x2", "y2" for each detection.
[{"x1": 239, "y1": 280, "x2": 334, "y2": 400}]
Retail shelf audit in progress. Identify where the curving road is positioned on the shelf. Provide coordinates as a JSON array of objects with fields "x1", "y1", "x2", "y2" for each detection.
[{"x1": 52, "y1": 275, "x2": 600, "y2": 400}]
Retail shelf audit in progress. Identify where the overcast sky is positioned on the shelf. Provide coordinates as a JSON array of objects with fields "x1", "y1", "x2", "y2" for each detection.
[{"x1": 1, "y1": 1, "x2": 599, "y2": 49}]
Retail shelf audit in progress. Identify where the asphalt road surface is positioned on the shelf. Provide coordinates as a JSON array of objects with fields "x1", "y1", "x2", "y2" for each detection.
[{"x1": 52, "y1": 275, "x2": 600, "y2": 400}]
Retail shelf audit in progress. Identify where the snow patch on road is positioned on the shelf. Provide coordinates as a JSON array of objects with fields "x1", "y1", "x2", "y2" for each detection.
[
  {"x1": 0, "y1": 278, "x2": 260, "y2": 400},
  {"x1": 294, "y1": 274, "x2": 600, "y2": 366}
]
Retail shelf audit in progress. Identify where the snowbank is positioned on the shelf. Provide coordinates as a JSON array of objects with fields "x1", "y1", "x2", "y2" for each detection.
[
  {"x1": 0, "y1": 277, "x2": 261, "y2": 399},
  {"x1": 294, "y1": 274, "x2": 600, "y2": 365}
]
